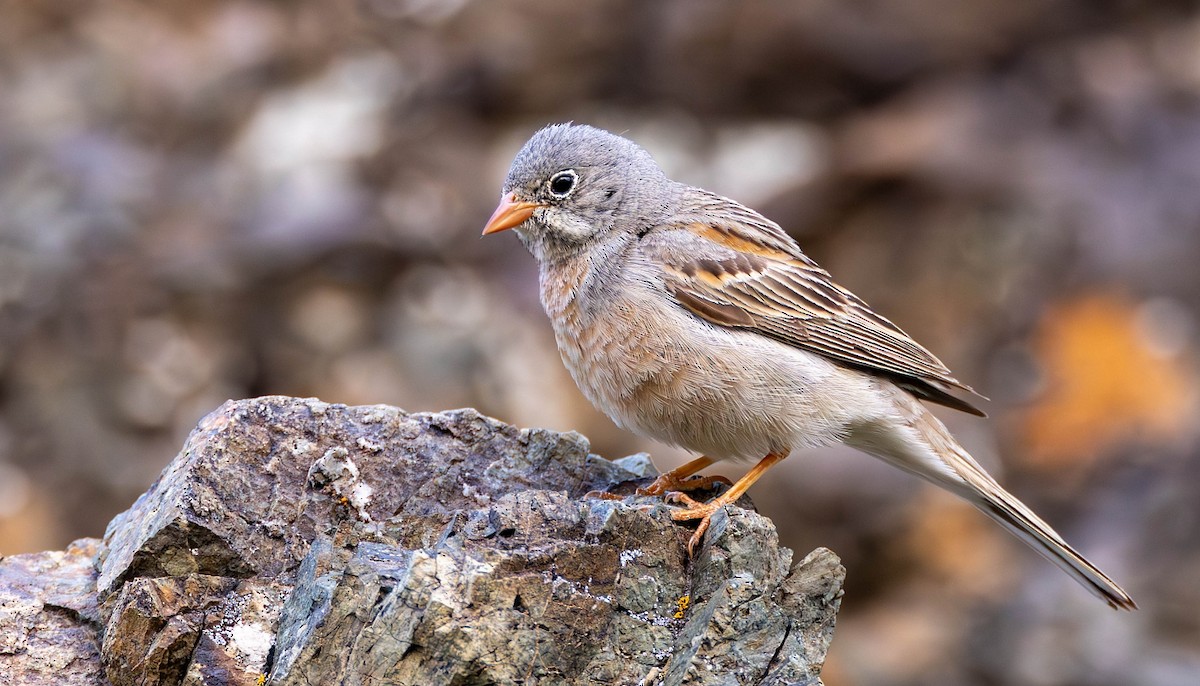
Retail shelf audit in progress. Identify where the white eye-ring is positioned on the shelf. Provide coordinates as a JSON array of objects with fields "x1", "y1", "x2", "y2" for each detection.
[{"x1": 548, "y1": 169, "x2": 578, "y2": 197}]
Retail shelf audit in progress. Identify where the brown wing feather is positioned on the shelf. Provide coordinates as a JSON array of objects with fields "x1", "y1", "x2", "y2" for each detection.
[{"x1": 645, "y1": 191, "x2": 986, "y2": 416}]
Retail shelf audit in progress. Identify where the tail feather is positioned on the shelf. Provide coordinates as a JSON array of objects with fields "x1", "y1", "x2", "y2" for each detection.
[
  {"x1": 971, "y1": 484, "x2": 1136, "y2": 610},
  {"x1": 848, "y1": 391, "x2": 1136, "y2": 610}
]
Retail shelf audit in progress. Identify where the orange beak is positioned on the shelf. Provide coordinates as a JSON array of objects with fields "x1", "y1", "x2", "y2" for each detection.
[{"x1": 481, "y1": 193, "x2": 543, "y2": 236}]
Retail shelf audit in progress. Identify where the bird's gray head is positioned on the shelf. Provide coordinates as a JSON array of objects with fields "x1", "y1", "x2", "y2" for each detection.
[{"x1": 482, "y1": 124, "x2": 670, "y2": 262}]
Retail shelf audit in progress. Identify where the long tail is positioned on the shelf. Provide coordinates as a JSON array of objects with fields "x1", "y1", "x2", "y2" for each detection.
[{"x1": 847, "y1": 392, "x2": 1136, "y2": 610}]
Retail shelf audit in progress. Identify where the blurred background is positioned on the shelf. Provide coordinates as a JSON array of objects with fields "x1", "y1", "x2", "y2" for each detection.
[{"x1": 1, "y1": 1, "x2": 1198, "y2": 684}]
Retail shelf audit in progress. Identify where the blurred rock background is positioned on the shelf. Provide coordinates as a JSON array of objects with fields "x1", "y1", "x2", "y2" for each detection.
[{"x1": 1, "y1": 1, "x2": 1198, "y2": 684}]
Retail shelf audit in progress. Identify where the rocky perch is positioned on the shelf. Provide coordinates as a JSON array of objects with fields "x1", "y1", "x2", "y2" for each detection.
[{"x1": 0, "y1": 396, "x2": 844, "y2": 686}]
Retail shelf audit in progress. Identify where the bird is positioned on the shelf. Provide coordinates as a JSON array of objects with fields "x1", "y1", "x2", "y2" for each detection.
[{"x1": 481, "y1": 122, "x2": 1135, "y2": 610}]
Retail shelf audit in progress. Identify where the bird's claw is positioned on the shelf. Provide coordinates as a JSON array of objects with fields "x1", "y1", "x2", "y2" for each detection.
[
  {"x1": 663, "y1": 491, "x2": 704, "y2": 508},
  {"x1": 583, "y1": 489, "x2": 624, "y2": 501},
  {"x1": 638, "y1": 473, "x2": 733, "y2": 497},
  {"x1": 666, "y1": 499, "x2": 725, "y2": 557},
  {"x1": 687, "y1": 517, "x2": 712, "y2": 557}
]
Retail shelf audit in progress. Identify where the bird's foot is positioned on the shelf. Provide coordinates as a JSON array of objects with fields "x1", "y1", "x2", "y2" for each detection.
[
  {"x1": 657, "y1": 451, "x2": 788, "y2": 557},
  {"x1": 637, "y1": 472, "x2": 733, "y2": 498},
  {"x1": 664, "y1": 494, "x2": 733, "y2": 557},
  {"x1": 663, "y1": 491, "x2": 705, "y2": 508},
  {"x1": 582, "y1": 490, "x2": 624, "y2": 501}
]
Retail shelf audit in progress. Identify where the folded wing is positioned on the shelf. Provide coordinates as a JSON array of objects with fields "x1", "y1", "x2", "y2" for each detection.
[{"x1": 642, "y1": 190, "x2": 986, "y2": 416}]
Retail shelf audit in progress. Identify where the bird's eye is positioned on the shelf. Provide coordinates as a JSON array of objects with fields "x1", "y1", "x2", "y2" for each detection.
[{"x1": 548, "y1": 170, "x2": 577, "y2": 197}]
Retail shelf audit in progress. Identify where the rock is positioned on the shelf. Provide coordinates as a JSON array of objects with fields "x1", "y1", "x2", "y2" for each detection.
[
  {"x1": 4, "y1": 396, "x2": 845, "y2": 685},
  {"x1": 0, "y1": 539, "x2": 109, "y2": 686}
]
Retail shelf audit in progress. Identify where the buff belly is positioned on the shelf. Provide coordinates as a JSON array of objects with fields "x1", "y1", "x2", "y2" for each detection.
[{"x1": 553, "y1": 299, "x2": 868, "y2": 462}]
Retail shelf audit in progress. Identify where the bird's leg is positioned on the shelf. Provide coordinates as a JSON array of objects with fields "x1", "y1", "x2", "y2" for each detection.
[
  {"x1": 637, "y1": 455, "x2": 733, "y2": 496},
  {"x1": 667, "y1": 452, "x2": 787, "y2": 556},
  {"x1": 587, "y1": 455, "x2": 732, "y2": 502}
]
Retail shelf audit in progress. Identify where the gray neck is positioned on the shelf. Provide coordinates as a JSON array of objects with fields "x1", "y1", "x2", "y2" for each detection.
[{"x1": 537, "y1": 230, "x2": 639, "y2": 324}]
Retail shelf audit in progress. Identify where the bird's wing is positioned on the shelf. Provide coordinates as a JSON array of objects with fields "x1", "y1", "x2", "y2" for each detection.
[{"x1": 641, "y1": 190, "x2": 986, "y2": 416}]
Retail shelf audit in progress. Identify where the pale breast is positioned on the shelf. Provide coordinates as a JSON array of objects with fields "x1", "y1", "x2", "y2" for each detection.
[
  {"x1": 541, "y1": 257, "x2": 674, "y2": 425},
  {"x1": 538, "y1": 253, "x2": 854, "y2": 461}
]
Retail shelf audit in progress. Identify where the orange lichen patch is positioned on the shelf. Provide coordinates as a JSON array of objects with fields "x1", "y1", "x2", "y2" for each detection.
[
  {"x1": 1022, "y1": 293, "x2": 1197, "y2": 468},
  {"x1": 673, "y1": 594, "x2": 691, "y2": 619}
]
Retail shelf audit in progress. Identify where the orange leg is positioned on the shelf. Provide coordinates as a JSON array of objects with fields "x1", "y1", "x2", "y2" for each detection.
[
  {"x1": 668, "y1": 452, "x2": 788, "y2": 556},
  {"x1": 637, "y1": 455, "x2": 733, "y2": 497}
]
